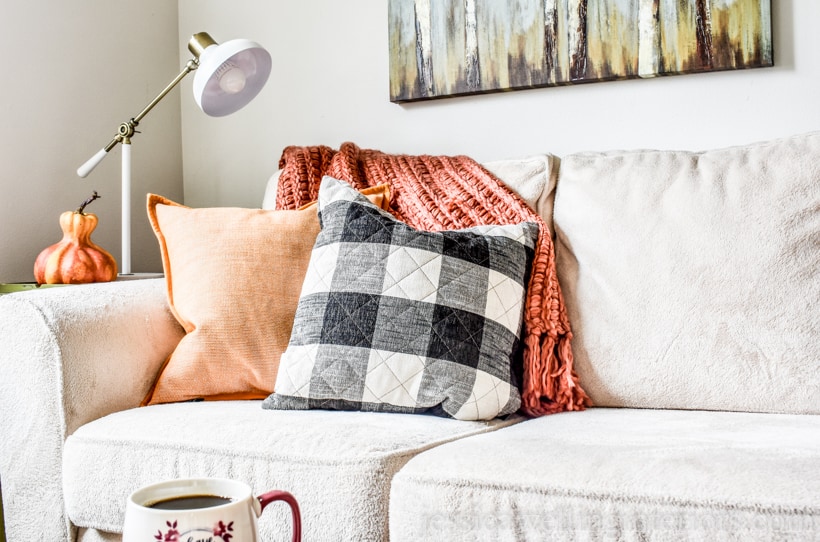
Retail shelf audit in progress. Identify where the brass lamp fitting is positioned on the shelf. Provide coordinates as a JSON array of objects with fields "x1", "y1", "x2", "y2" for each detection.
[{"x1": 188, "y1": 32, "x2": 218, "y2": 59}]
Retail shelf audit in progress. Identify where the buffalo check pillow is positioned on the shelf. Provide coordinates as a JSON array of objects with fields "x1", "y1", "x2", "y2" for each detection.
[{"x1": 262, "y1": 176, "x2": 538, "y2": 421}]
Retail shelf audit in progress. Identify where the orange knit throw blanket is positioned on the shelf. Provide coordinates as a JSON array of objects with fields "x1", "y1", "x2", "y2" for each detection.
[{"x1": 277, "y1": 143, "x2": 588, "y2": 416}]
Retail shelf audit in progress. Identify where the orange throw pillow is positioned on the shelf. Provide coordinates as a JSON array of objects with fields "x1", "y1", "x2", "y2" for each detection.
[{"x1": 143, "y1": 184, "x2": 390, "y2": 405}]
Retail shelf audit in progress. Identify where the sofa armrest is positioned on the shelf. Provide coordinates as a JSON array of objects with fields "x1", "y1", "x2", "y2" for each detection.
[{"x1": 0, "y1": 278, "x2": 184, "y2": 541}]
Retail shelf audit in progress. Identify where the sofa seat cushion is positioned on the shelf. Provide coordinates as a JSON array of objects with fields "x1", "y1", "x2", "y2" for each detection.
[
  {"x1": 389, "y1": 408, "x2": 820, "y2": 541},
  {"x1": 63, "y1": 401, "x2": 520, "y2": 541}
]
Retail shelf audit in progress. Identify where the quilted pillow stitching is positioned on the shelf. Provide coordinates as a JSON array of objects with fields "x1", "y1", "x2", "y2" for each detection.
[{"x1": 263, "y1": 176, "x2": 538, "y2": 420}]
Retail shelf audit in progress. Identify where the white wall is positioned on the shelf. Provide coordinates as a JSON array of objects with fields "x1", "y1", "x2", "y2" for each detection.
[
  {"x1": 2, "y1": 2, "x2": 814, "y2": 282},
  {"x1": 0, "y1": 2, "x2": 183, "y2": 282},
  {"x1": 178, "y1": 0, "x2": 819, "y2": 209}
]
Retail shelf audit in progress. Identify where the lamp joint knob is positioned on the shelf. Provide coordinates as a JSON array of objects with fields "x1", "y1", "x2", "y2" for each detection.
[{"x1": 117, "y1": 119, "x2": 139, "y2": 139}]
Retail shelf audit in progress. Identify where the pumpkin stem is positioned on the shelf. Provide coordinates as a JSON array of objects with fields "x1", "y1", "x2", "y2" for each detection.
[{"x1": 76, "y1": 191, "x2": 101, "y2": 214}]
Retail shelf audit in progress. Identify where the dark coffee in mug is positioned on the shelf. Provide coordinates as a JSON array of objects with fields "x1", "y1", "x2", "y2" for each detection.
[{"x1": 148, "y1": 494, "x2": 232, "y2": 510}]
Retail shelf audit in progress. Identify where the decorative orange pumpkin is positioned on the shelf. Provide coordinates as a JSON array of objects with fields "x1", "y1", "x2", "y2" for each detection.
[{"x1": 34, "y1": 191, "x2": 117, "y2": 284}]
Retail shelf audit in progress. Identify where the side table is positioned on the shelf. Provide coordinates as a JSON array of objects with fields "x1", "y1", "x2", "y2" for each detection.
[
  {"x1": 0, "y1": 274, "x2": 164, "y2": 296},
  {"x1": 0, "y1": 283, "x2": 68, "y2": 296}
]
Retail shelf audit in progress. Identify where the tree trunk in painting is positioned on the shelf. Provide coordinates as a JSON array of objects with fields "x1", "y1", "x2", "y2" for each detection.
[
  {"x1": 414, "y1": 0, "x2": 434, "y2": 97},
  {"x1": 464, "y1": 0, "x2": 480, "y2": 90},
  {"x1": 638, "y1": 0, "x2": 661, "y2": 77},
  {"x1": 568, "y1": 0, "x2": 588, "y2": 81},
  {"x1": 695, "y1": 0, "x2": 713, "y2": 69},
  {"x1": 543, "y1": 0, "x2": 559, "y2": 83}
]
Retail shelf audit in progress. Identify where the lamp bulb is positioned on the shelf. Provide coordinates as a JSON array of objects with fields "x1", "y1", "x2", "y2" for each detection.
[{"x1": 217, "y1": 63, "x2": 247, "y2": 94}]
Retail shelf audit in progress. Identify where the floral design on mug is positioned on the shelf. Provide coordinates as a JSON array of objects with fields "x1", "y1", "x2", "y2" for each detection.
[
  {"x1": 154, "y1": 521, "x2": 179, "y2": 542},
  {"x1": 214, "y1": 520, "x2": 235, "y2": 541},
  {"x1": 153, "y1": 519, "x2": 235, "y2": 542}
]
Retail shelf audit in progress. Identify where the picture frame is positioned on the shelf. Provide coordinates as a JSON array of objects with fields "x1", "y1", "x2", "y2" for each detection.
[{"x1": 389, "y1": 0, "x2": 773, "y2": 103}]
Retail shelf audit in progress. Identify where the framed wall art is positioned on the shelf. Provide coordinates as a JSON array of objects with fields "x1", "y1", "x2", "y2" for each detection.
[{"x1": 388, "y1": 0, "x2": 773, "y2": 102}]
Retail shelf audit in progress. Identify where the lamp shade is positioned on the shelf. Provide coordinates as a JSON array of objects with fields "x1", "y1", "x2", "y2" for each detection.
[{"x1": 193, "y1": 38, "x2": 272, "y2": 117}]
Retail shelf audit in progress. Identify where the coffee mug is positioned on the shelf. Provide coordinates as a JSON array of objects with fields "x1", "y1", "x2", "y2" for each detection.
[{"x1": 123, "y1": 478, "x2": 301, "y2": 542}]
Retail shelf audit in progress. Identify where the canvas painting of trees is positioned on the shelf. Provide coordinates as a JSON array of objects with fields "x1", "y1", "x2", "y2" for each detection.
[{"x1": 388, "y1": 0, "x2": 773, "y2": 102}]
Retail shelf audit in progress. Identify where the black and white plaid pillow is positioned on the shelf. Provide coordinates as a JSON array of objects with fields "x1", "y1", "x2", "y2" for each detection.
[{"x1": 262, "y1": 176, "x2": 538, "y2": 420}]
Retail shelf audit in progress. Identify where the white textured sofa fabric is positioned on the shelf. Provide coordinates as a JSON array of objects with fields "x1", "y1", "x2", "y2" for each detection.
[
  {"x1": 1, "y1": 135, "x2": 818, "y2": 542},
  {"x1": 554, "y1": 132, "x2": 820, "y2": 413},
  {"x1": 63, "y1": 402, "x2": 519, "y2": 541},
  {"x1": 390, "y1": 408, "x2": 820, "y2": 541},
  {"x1": 0, "y1": 280, "x2": 183, "y2": 542},
  {"x1": 388, "y1": 132, "x2": 820, "y2": 540}
]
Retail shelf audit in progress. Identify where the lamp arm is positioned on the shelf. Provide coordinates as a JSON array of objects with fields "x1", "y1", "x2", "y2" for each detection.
[
  {"x1": 76, "y1": 58, "x2": 199, "y2": 178},
  {"x1": 132, "y1": 58, "x2": 199, "y2": 126}
]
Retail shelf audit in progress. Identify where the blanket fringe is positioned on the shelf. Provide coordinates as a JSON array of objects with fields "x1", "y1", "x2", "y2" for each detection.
[{"x1": 521, "y1": 331, "x2": 589, "y2": 416}]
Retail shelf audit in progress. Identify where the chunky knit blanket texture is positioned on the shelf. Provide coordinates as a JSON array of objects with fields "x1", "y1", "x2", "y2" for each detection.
[{"x1": 277, "y1": 143, "x2": 588, "y2": 416}]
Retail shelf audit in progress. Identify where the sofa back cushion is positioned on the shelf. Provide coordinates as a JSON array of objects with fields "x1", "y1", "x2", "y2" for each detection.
[{"x1": 554, "y1": 132, "x2": 820, "y2": 414}]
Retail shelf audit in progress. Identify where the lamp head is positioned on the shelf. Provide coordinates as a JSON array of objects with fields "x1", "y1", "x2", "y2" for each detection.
[{"x1": 188, "y1": 32, "x2": 272, "y2": 117}]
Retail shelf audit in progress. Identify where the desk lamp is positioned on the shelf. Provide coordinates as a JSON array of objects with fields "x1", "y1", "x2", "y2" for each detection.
[{"x1": 77, "y1": 32, "x2": 272, "y2": 274}]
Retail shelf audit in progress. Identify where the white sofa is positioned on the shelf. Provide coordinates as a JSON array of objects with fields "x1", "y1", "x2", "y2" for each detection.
[{"x1": 1, "y1": 132, "x2": 818, "y2": 541}]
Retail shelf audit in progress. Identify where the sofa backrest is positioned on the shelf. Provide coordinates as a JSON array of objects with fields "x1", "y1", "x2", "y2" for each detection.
[{"x1": 553, "y1": 132, "x2": 820, "y2": 414}]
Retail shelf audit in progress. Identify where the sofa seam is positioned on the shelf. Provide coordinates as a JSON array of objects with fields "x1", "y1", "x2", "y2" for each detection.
[
  {"x1": 65, "y1": 416, "x2": 522, "y2": 468},
  {"x1": 395, "y1": 475, "x2": 820, "y2": 516}
]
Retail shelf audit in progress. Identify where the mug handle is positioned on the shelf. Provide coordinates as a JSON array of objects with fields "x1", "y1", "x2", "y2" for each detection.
[{"x1": 257, "y1": 490, "x2": 301, "y2": 542}]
